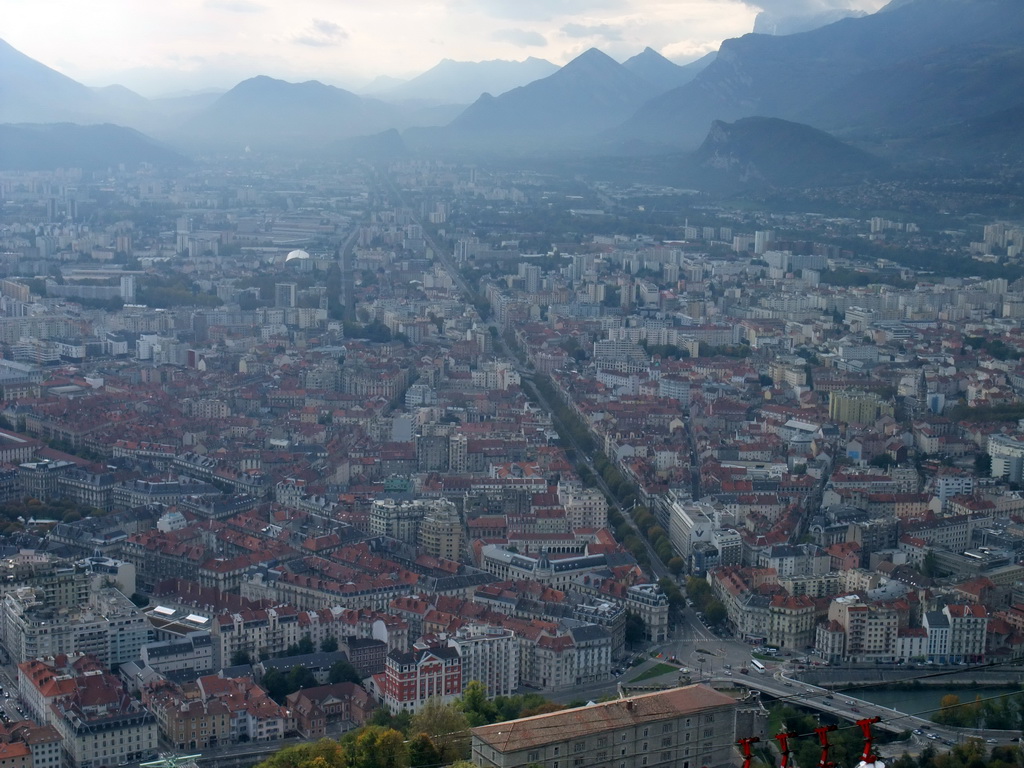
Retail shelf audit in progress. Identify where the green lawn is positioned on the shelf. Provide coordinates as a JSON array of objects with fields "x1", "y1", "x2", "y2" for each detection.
[{"x1": 629, "y1": 663, "x2": 678, "y2": 683}]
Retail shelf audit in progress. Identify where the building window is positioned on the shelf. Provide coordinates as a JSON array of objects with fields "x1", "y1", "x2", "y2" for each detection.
[
  {"x1": 703, "y1": 729, "x2": 713, "y2": 738},
  {"x1": 575, "y1": 743, "x2": 585, "y2": 753}
]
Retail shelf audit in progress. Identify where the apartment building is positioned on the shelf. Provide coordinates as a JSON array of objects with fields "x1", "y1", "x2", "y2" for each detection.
[
  {"x1": 374, "y1": 645, "x2": 463, "y2": 714},
  {"x1": 42, "y1": 670, "x2": 158, "y2": 768},
  {"x1": 2, "y1": 584, "x2": 150, "y2": 667},
  {"x1": 447, "y1": 625, "x2": 519, "y2": 699}
]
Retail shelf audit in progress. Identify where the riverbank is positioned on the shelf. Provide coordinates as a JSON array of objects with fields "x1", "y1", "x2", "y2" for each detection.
[{"x1": 796, "y1": 665, "x2": 1024, "y2": 688}]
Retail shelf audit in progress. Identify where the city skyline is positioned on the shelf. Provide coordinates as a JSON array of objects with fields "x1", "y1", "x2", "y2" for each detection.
[{"x1": 1, "y1": 0, "x2": 882, "y2": 96}]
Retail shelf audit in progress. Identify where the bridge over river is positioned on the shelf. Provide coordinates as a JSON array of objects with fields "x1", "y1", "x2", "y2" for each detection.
[{"x1": 710, "y1": 673, "x2": 1020, "y2": 743}]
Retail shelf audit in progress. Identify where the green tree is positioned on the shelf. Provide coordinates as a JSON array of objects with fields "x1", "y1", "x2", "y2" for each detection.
[
  {"x1": 230, "y1": 649, "x2": 253, "y2": 666},
  {"x1": 933, "y1": 694, "x2": 964, "y2": 726},
  {"x1": 289, "y1": 665, "x2": 318, "y2": 693},
  {"x1": 975, "y1": 452, "x2": 992, "y2": 476},
  {"x1": 261, "y1": 668, "x2": 289, "y2": 702},
  {"x1": 460, "y1": 680, "x2": 498, "y2": 727},
  {"x1": 254, "y1": 738, "x2": 348, "y2": 768},
  {"x1": 321, "y1": 636, "x2": 339, "y2": 653},
  {"x1": 625, "y1": 613, "x2": 646, "y2": 645},
  {"x1": 408, "y1": 733, "x2": 442, "y2": 768},
  {"x1": 329, "y1": 660, "x2": 363, "y2": 684},
  {"x1": 704, "y1": 601, "x2": 727, "y2": 626},
  {"x1": 667, "y1": 557, "x2": 686, "y2": 576},
  {"x1": 376, "y1": 728, "x2": 410, "y2": 768},
  {"x1": 409, "y1": 698, "x2": 469, "y2": 762}
]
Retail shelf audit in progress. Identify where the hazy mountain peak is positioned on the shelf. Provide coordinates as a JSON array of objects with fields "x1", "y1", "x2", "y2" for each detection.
[
  {"x1": 615, "y1": 0, "x2": 1024, "y2": 152},
  {"x1": 567, "y1": 47, "x2": 618, "y2": 67},
  {"x1": 622, "y1": 46, "x2": 709, "y2": 92},
  {"x1": 687, "y1": 116, "x2": 885, "y2": 189},
  {"x1": 0, "y1": 36, "x2": 108, "y2": 123},
  {"x1": 753, "y1": 8, "x2": 867, "y2": 36},
  {"x1": 370, "y1": 56, "x2": 557, "y2": 104}
]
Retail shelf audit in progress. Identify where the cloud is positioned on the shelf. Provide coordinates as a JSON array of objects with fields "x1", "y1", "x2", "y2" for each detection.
[
  {"x1": 491, "y1": 28, "x2": 548, "y2": 46},
  {"x1": 203, "y1": 0, "x2": 265, "y2": 12},
  {"x1": 294, "y1": 18, "x2": 349, "y2": 48},
  {"x1": 471, "y1": 0, "x2": 625, "y2": 21},
  {"x1": 561, "y1": 22, "x2": 624, "y2": 41},
  {"x1": 745, "y1": 0, "x2": 864, "y2": 12}
]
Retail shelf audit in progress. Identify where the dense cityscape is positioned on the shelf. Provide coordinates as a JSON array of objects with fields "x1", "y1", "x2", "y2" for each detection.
[
  {"x1": 3, "y1": 1, "x2": 1024, "y2": 768},
  {"x1": 0, "y1": 147, "x2": 1021, "y2": 768}
]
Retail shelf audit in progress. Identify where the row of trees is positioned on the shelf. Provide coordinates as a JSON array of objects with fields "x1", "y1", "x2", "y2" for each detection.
[
  {"x1": 933, "y1": 691, "x2": 1024, "y2": 731},
  {"x1": 260, "y1": 659, "x2": 362, "y2": 703},
  {"x1": 255, "y1": 730, "x2": 418, "y2": 768},
  {"x1": 531, "y1": 375, "x2": 595, "y2": 454},
  {"x1": 0, "y1": 497, "x2": 101, "y2": 530},
  {"x1": 137, "y1": 274, "x2": 221, "y2": 308},
  {"x1": 258, "y1": 683, "x2": 571, "y2": 768},
  {"x1": 686, "y1": 576, "x2": 728, "y2": 626}
]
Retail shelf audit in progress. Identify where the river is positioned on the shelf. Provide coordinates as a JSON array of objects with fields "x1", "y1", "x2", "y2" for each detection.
[{"x1": 855, "y1": 685, "x2": 1022, "y2": 718}]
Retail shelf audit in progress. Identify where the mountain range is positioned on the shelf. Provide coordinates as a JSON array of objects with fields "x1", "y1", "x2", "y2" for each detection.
[
  {"x1": 367, "y1": 57, "x2": 559, "y2": 105},
  {"x1": 1, "y1": 0, "x2": 1022, "y2": 179},
  {"x1": 680, "y1": 117, "x2": 887, "y2": 191},
  {"x1": 0, "y1": 123, "x2": 183, "y2": 170},
  {"x1": 615, "y1": 0, "x2": 1024, "y2": 151}
]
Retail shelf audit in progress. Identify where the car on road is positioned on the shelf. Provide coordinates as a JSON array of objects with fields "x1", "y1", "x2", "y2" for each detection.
[
  {"x1": 851, "y1": 707, "x2": 860, "y2": 713},
  {"x1": 914, "y1": 730, "x2": 922, "y2": 735},
  {"x1": 784, "y1": 682, "x2": 793, "y2": 687},
  {"x1": 987, "y1": 739, "x2": 997, "y2": 744}
]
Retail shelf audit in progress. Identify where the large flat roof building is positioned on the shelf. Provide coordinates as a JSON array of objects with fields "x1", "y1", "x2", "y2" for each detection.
[{"x1": 471, "y1": 684, "x2": 739, "y2": 768}]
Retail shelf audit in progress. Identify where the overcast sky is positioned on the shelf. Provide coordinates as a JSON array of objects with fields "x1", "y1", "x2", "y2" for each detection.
[{"x1": 2, "y1": 0, "x2": 885, "y2": 96}]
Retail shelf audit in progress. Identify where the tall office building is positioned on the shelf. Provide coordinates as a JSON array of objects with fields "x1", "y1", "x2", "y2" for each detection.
[
  {"x1": 275, "y1": 283, "x2": 297, "y2": 309},
  {"x1": 340, "y1": 246, "x2": 356, "y2": 322}
]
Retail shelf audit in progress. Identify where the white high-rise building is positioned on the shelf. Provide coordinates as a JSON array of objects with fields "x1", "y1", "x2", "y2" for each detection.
[{"x1": 449, "y1": 625, "x2": 519, "y2": 698}]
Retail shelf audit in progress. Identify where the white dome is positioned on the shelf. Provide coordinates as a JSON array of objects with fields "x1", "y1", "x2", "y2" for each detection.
[{"x1": 286, "y1": 249, "x2": 311, "y2": 261}]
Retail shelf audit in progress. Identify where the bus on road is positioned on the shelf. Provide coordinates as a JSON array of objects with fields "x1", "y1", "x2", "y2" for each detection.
[{"x1": 750, "y1": 658, "x2": 767, "y2": 673}]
